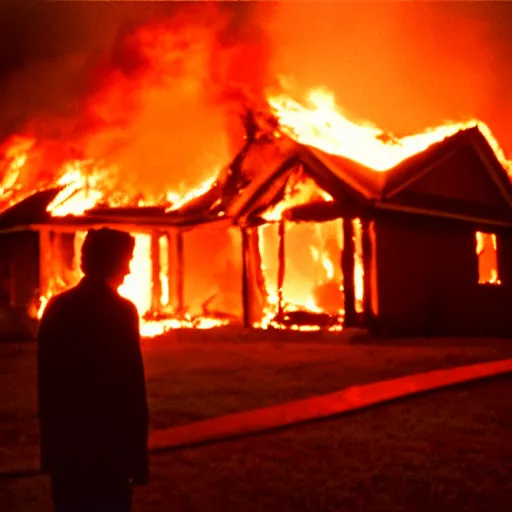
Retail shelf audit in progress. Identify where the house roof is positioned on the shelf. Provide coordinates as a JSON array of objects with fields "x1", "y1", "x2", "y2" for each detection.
[
  {"x1": 0, "y1": 187, "x2": 63, "y2": 231},
  {"x1": 381, "y1": 126, "x2": 512, "y2": 201},
  {"x1": 226, "y1": 136, "x2": 379, "y2": 223},
  {"x1": 1, "y1": 125, "x2": 511, "y2": 232},
  {"x1": 228, "y1": 125, "x2": 512, "y2": 226},
  {"x1": 377, "y1": 126, "x2": 512, "y2": 225}
]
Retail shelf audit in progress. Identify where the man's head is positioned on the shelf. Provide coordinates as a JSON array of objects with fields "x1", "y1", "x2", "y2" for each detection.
[{"x1": 81, "y1": 228, "x2": 135, "y2": 289}]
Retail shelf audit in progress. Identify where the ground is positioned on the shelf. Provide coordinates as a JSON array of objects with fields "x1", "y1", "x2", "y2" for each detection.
[{"x1": 1, "y1": 328, "x2": 512, "y2": 511}]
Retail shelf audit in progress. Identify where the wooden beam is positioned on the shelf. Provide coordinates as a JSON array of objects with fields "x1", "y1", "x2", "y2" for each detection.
[
  {"x1": 38, "y1": 228, "x2": 52, "y2": 298},
  {"x1": 150, "y1": 232, "x2": 162, "y2": 312},
  {"x1": 277, "y1": 220, "x2": 286, "y2": 318},
  {"x1": 361, "y1": 219, "x2": 373, "y2": 326},
  {"x1": 241, "y1": 228, "x2": 251, "y2": 328},
  {"x1": 9, "y1": 259, "x2": 16, "y2": 308},
  {"x1": 384, "y1": 148, "x2": 459, "y2": 198},
  {"x1": 342, "y1": 218, "x2": 356, "y2": 327},
  {"x1": 176, "y1": 229, "x2": 184, "y2": 318},
  {"x1": 29, "y1": 223, "x2": 162, "y2": 235},
  {"x1": 165, "y1": 230, "x2": 174, "y2": 309},
  {"x1": 374, "y1": 202, "x2": 512, "y2": 228}
]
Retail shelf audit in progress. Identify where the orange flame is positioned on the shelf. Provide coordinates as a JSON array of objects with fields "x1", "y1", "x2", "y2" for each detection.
[{"x1": 269, "y1": 87, "x2": 512, "y2": 175}]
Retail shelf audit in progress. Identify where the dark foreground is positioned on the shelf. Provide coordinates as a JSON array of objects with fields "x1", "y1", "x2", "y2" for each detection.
[
  {"x1": 1, "y1": 332, "x2": 512, "y2": 510},
  {"x1": 1, "y1": 375, "x2": 511, "y2": 512}
]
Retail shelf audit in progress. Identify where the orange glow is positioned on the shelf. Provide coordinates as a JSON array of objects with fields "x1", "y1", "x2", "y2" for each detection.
[
  {"x1": 33, "y1": 230, "x2": 229, "y2": 337},
  {"x1": 268, "y1": 88, "x2": 512, "y2": 175},
  {"x1": 0, "y1": 136, "x2": 36, "y2": 213},
  {"x1": 256, "y1": 218, "x2": 344, "y2": 331},
  {"x1": 159, "y1": 234, "x2": 170, "y2": 307},
  {"x1": 475, "y1": 232, "x2": 501, "y2": 285},
  {"x1": 165, "y1": 177, "x2": 217, "y2": 212},
  {"x1": 261, "y1": 172, "x2": 333, "y2": 222},
  {"x1": 140, "y1": 317, "x2": 229, "y2": 338},
  {"x1": 41, "y1": 159, "x2": 223, "y2": 218},
  {"x1": 3, "y1": 7, "x2": 512, "y2": 335},
  {"x1": 118, "y1": 234, "x2": 152, "y2": 314},
  {"x1": 47, "y1": 162, "x2": 108, "y2": 216}
]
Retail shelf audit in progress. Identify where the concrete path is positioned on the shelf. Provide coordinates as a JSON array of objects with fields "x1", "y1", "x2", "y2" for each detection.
[{"x1": 150, "y1": 358, "x2": 512, "y2": 452}]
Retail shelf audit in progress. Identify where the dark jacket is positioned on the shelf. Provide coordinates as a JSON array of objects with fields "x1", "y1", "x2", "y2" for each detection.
[{"x1": 37, "y1": 276, "x2": 149, "y2": 487}]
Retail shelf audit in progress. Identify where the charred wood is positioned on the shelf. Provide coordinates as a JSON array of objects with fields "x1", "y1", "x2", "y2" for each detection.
[
  {"x1": 342, "y1": 218, "x2": 356, "y2": 327},
  {"x1": 241, "y1": 228, "x2": 250, "y2": 328},
  {"x1": 150, "y1": 232, "x2": 162, "y2": 312},
  {"x1": 277, "y1": 219, "x2": 285, "y2": 317},
  {"x1": 273, "y1": 310, "x2": 341, "y2": 328},
  {"x1": 176, "y1": 229, "x2": 184, "y2": 318}
]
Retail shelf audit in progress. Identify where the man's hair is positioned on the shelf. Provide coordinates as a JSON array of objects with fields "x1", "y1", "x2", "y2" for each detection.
[{"x1": 81, "y1": 228, "x2": 135, "y2": 278}]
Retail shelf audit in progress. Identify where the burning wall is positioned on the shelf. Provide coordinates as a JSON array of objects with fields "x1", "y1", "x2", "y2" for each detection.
[{"x1": 32, "y1": 223, "x2": 240, "y2": 337}]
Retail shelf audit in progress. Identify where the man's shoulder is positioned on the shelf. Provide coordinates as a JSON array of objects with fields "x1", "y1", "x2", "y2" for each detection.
[
  {"x1": 44, "y1": 281, "x2": 139, "y2": 319},
  {"x1": 44, "y1": 285, "x2": 79, "y2": 313},
  {"x1": 115, "y1": 294, "x2": 139, "y2": 318}
]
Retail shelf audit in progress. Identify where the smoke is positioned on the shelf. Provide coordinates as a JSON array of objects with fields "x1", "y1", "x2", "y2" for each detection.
[
  {"x1": 2, "y1": 1, "x2": 512, "y2": 202},
  {"x1": 267, "y1": 1, "x2": 512, "y2": 155},
  {"x1": 0, "y1": 1, "x2": 275, "y2": 200}
]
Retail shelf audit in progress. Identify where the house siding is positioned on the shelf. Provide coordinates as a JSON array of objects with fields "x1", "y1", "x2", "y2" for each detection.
[
  {"x1": 373, "y1": 210, "x2": 512, "y2": 337},
  {"x1": 0, "y1": 231, "x2": 39, "y2": 339}
]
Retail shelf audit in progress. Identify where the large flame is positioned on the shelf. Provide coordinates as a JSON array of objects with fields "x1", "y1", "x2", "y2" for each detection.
[
  {"x1": 34, "y1": 230, "x2": 229, "y2": 337},
  {"x1": 268, "y1": 87, "x2": 512, "y2": 175}
]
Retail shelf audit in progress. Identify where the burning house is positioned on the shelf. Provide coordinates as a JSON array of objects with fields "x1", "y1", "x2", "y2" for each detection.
[
  {"x1": 1, "y1": 112, "x2": 512, "y2": 340},
  {"x1": 2, "y1": 3, "x2": 512, "y2": 340}
]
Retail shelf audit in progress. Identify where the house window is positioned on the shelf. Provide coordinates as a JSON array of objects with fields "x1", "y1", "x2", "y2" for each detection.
[{"x1": 475, "y1": 232, "x2": 501, "y2": 285}]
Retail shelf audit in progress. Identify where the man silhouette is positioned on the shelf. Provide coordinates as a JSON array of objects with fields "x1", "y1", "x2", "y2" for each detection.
[{"x1": 38, "y1": 228, "x2": 149, "y2": 512}]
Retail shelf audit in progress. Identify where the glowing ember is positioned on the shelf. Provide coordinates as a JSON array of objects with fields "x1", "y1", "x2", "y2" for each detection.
[
  {"x1": 140, "y1": 316, "x2": 229, "y2": 338},
  {"x1": 268, "y1": 88, "x2": 512, "y2": 175}
]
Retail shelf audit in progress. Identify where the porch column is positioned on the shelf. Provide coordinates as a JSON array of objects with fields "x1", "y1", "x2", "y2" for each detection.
[
  {"x1": 150, "y1": 231, "x2": 162, "y2": 313},
  {"x1": 166, "y1": 230, "x2": 175, "y2": 311},
  {"x1": 39, "y1": 228, "x2": 52, "y2": 298},
  {"x1": 277, "y1": 219, "x2": 286, "y2": 319},
  {"x1": 176, "y1": 229, "x2": 184, "y2": 317},
  {"x1": 241, "y1": 227, "x2": 250, "y2": 328},
  {"x1": 342, "y1": 218, "x2": 356, "y2": 327},
  {"x1": 361, "y1": 219, "x2": 373, "y2": 326},
  {"x1": 9, "y1": 260, "x2": 16, "y2": 308}
]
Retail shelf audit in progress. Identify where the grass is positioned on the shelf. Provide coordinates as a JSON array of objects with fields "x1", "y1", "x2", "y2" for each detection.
[
  {"x1": 130, "y1": 375, "x2": 512, "y2": 512},
  {"x1": 1, "y1": 328, "x2": 512, "y2": 510}
]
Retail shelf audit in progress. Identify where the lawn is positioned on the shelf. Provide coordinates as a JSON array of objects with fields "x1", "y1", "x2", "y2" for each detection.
[
  {"x1": 1, "y1": 328, "x2": 512, "y2": 510},
  {"x1": 130, "y1": 374, "x2": 512, "y2": 512}
]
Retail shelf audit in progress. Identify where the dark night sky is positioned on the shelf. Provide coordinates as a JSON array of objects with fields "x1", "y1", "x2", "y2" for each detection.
[{"x1": 1, "y1": 1, "x2": 512, "y2": 156}]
